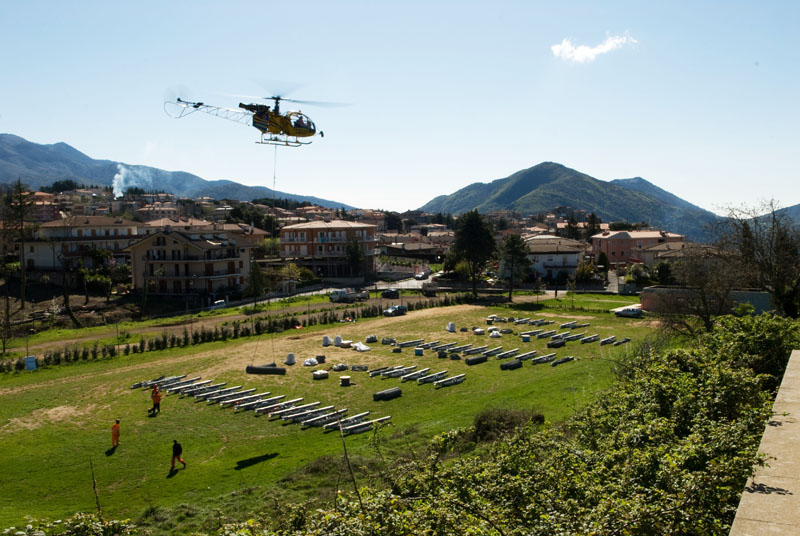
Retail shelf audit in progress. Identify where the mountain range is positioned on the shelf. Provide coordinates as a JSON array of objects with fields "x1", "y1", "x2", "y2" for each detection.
[
  {"x1": 4, "y1": 134, "x2": 796, "y2": 243},
  {"x1": 419, "y1": 162, "x2": 724, "y2": 242},
  {"x1": 0, "y1": 134, "x2": 353, "y2": 209}
]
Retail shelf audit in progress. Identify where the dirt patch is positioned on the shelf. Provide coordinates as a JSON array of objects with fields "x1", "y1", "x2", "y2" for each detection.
[
  {"x1": 535, "y1": 313, "x2": 596, "y2": 320},
  {"x1": 0, "y1": 403, "x2": 98, "y2": 435}
]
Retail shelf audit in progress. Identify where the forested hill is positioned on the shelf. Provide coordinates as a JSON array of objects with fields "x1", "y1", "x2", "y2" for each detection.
[
  {"x1": 0, "y1": 133, "x2": 352, "y2": 209},
  {"x1": 420, "y1": 162, "x2": 720, "y2": 242}
]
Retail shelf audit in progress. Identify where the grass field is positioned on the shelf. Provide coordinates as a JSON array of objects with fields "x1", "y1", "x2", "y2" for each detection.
[{"x1": 0, "y1": 294, "x2": 650, "y2": 530}]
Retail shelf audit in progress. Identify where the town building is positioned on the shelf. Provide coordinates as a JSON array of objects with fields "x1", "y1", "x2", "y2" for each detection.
[
  {"x1": 125, "y1": 228, "x2": 253, "y2": 300},
  {"x1": 279, "y1": 220, "x2": 376, "y2": 279},
  {"x1": 22, "y1": 216, "x2": 140, "y2": 270},
  {"x1": 524, "y1": 235, "x2": 588, "y2": 280},
  {"x1": 591, "y1": 230, "x2": 684, "y2": 267},
  {"x1": 135, "y1": 202, "x2": 180, "y2": 221}
]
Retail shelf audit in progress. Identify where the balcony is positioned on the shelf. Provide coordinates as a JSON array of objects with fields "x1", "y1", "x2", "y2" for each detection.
[
  {"x1": 144, "y1": 253, "x2": 240, "y2": 262},
  {"x1": 150, "y1": 270, "x2": 241, "y2": 280},
  {"x1": 542, "y1": 263, "x2": 578, "y2": 269}
]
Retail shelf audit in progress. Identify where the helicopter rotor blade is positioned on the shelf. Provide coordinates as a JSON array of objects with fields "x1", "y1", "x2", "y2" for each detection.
[
  {"x1": 163, "y1": 84, "x2": 196, "y2": 104},
  {"x1": 220, "y1": 92, "x2": 349, "y2": 108},
  {"x1": 276, "y1": 97, "x2": 350, "y2": 108},
  {"x1": 226, "y1": 93, "x2": 267, "y2": 101}
]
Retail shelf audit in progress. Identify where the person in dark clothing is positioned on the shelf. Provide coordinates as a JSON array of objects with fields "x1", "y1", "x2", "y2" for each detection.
[{"x1": 171, "y1": 440, "x2": 186, "y2": 470}]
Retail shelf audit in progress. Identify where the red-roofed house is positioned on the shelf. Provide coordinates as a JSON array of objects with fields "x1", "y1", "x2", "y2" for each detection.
[{"x1": 591, "y1": 230, "x2": 684, "y2": 266}]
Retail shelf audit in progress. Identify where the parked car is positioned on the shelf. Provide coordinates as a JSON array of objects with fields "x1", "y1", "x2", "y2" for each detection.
[
  {"x1": 208, "y1": 299, "x2": 226, "y2": 310},
  {"x1": 614, "y1": 306, "x2": 643, "y2": 318},
  {"x1": 381, "y1": 288, "x2": 400, "y2": 299},
  {"x1": 383, "y1": 305, "x2": 407, "y2": 317},
  {"x1": 421, "y1": 283, "x2": 437, "y2": 297},
  {"x1": 414, "y1": 272, "x2": 428, "y2": 280},
  {"x1": 329, "y1": 288, "x2": 370, "y2": 303}
]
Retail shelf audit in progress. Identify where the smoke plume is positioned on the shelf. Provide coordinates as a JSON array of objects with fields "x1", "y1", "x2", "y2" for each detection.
[{"x1": 112, "y1": 164, "x2": 158, "y2": 198}]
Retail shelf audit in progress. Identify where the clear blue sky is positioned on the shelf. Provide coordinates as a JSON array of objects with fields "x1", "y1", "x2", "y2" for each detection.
[{"x1": 1, "y1": 1, "x2": 798, "y2": 214}]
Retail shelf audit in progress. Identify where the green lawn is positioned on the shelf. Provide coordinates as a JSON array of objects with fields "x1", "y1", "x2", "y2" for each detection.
[{"x1": 0, "y1": 295, "x2": 652, "y2": 530}]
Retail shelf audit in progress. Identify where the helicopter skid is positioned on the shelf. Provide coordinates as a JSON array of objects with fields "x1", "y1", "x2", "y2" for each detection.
[{"x1": 257, "y1": 135, "x2": 311, "y2": 147}]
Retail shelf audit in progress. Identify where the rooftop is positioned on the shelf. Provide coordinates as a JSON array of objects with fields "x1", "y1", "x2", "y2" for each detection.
[{"x1": 282, "y1": 219, "x2": 375, "y2": 231}]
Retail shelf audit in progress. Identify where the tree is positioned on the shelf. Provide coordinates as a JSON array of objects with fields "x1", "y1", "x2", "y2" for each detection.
[
  {"x1": 656, "y1": 246, "x2": 742, "y2": 336},
  {"x1": 575, "y1": 259, "x2": 595, "y2": 283},
  {"x1": 384, "y1": 212, "x2": 403, "y2": 232},
  {"x1": 564, "y1": 215, "x2": 581, "y2": 240},
  {"x1": 583, "y1": 212, "x2": 602, "y2": 242},
  {"x1": 78, "y1": 262, "x2": 91, "y2": 305},
  {"x1": 280, "y1": 262, "x2": 301, "y2": 282},
  {"x1": 567, "y1": 273, "x2": 577, "y2": 308},
  {"x1": 244, "y1": 261, "x2": 267, "y2": 308},
  {"x1": 654, "y1": 261, "x2": 675, "y2": 285},
  {"x1": 226, "y1": 204, "x2": 278, "y2": 235},
  {"x1": 452, "y1": 210, "x2": 495, "y2": 297},
  {"x1": 498, "y1": 234, "x2": 530, "y2": 302},
  {"x1": 41, "y1": 179, "x2": 83, "y2": 193},
  {"x1": 346, "y1": 238, "x2": 365, "y2": 276},
  {"x1": 627, "y1": 263, "x2": 651, "y2": 286},
  {"x1": 5, "y1": 179, "x2": 34, "y2": 308},
  {"x1": 254, "y1": 238, "x2": 280, "y2": 258},
  {"x1": 140, "y1": 266, "x2": 164, "y2": 318},
  {"x1": 597, "y1": 251, "x2": 610, "y2": 274},
  {"x1": 434, "y1": 212, "x2": 455, "y2": 228},
  {"x1": 718, "y1": 201, "x2": 800, "y2": 318},
  {"x1": 87, "y1": 273, "x2": 113, "y2": 303},
  {"x1": 0, "y1": 192, "x2": 14, "y2": 354}
]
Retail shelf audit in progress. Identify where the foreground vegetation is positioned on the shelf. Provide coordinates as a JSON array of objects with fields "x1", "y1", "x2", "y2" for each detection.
[{"x1": 250, "y1": 313, "x2": 797, "y2": 535}]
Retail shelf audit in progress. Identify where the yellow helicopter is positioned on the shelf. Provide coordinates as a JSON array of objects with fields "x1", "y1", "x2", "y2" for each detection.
[{"x1": 165, "y1": 95, "x2": 325, "y2": 147}]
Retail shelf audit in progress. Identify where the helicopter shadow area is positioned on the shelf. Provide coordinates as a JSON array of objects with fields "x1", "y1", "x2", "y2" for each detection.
[{"x1": 234, "y1": 452, "x2": 278, "y2": 471}]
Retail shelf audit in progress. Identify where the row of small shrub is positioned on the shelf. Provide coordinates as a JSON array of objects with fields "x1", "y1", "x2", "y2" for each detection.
[
  {"x1": 0, "y1": 341, "x2": 121, "y2": 372},
  {"x1": 0, "y1": 293, "x2": 472, "y2": 373}
]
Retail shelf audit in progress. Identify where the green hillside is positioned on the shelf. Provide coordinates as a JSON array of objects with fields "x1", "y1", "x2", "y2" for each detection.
[
  {"x1": 420, "y1": 162, "x2": 720, "y2": 242},
  {"x1": 0, "y1": 133, "x2": 352, "y2": 208}
]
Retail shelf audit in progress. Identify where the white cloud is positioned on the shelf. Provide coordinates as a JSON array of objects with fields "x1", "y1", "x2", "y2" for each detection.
[{"x1": 551, "y1": 34, "x2": 637, "y2": 63}]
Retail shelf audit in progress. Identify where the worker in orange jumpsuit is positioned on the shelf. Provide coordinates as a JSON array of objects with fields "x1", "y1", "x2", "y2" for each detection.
[
  {"x1": 111, "y1": 419, "x2": 120, "y2": 447},
  {"x1": 150, "y1": 385, "x2": 162, "y2": 415}
]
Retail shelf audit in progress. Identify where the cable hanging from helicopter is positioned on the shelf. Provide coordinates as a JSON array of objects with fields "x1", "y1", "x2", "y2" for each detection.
[{"x1": 164, "y1": 95, "x2": 326, "y2": 147}]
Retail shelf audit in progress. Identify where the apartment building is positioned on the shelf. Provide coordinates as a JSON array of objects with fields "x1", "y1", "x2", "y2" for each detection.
[
  {"x1": 125, "y1": 228, "x2": 253, "y2": 298},
  {"x1": 591, "y1": 230, "x2": 684, "y2": 266},
  {"x1": 280, "y1": 220, "x2": 376, "y2": 278},
  {"x1": 22, "y1": 216, "x2": 140, "y2": 270}
]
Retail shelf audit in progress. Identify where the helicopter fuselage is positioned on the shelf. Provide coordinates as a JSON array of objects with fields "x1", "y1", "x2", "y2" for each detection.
[{"x1": 239, "y1": 103, "x2": 316, "y2": 138}]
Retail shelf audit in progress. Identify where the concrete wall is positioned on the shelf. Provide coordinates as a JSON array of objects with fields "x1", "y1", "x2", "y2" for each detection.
[{"x1": 730, "y1": 350, "x2": 800, "y2": 535}]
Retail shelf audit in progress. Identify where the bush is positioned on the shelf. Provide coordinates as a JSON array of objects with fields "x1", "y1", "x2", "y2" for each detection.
[
  {"x1": 473, "y1": 407, "x2": 543, "y2": 441},
  {"x1": 250, "y1": 314, "x2": 790, "y2": 535}
]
